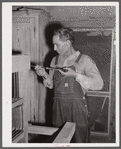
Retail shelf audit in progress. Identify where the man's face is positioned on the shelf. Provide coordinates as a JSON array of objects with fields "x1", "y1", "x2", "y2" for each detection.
[{"x1": 53, "y1": 35, "x2": 69, "y2": 55}]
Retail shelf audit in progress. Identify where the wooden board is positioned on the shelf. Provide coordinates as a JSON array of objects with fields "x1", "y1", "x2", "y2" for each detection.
[
  {"x1": 53, "y1": 122, "x2": 75, "y2": 143},
  {"x1": 28, "y1": 124, "x2": 58, "y2": 136},
  {"x1": 87, "y1": 91, "x2": 110, "y2": 97},
  {"x1": 12, "y1": 55, "x2": 30, "y2": 73}
]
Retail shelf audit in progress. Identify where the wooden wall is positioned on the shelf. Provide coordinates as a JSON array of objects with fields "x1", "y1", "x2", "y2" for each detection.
[{"x1": 12, "y1": 9, "x2": 50, "y2": 124}]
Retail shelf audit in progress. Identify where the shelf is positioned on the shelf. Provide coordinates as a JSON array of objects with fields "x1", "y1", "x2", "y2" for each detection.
[{"x1": 28, "y1": 124, "x2": 58, "y2": 136}]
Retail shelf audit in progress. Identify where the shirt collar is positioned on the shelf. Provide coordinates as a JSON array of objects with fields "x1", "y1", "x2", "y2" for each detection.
[
  {"x1": 66, "y1": 50, "x2": 80, "y2": 61},
  {"x1": 63, "y1": 51, "x2": 80, "y2": 66}
]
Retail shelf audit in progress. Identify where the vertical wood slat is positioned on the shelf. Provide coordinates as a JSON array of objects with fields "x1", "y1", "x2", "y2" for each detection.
[
  {"x1": 12, "y1": 24, "x2": 17, "y2": 51},
  {"x1": 12, "y1": 73, "x2": 14, "y2": 98},
  {"x1": 38, "y1": 15, "x2": 43, "y2": 123},
  {"x1": 13, "y1": 23, "x2": 17, "y2": 52},
  {"x1": 17, "y1": 25, "x2": 20, "y2": 52},
  {"x1": 25, "y1": 70, "x2": 29, "y2": 142},
  {"x1": 33, "y1": 17, "x2": 36, "y2": 123},
  {"x1": 16, "y1": 72, "x2": 19, "y2": 98},
  {"x1": 19, "y1": 70, "x2": 29, "y2": 142},
  {"x1": 35, "y1": 16, "x2": 39, "y2": 123},
  {"x1": 30, "y1": 72, "x2": 35, "y2": 123},
  {"x1": 36, "y1": 16, "x2": 40, "y2": 123},
  {"x1": 27, "y1": 71, "x2": 30, "y2": 123},
  {"x1": 25, "y1": 26, "x2": 29, "y2": 55},
  {"x1": 30, "y1": 17, "x2": 35, "y2": 123},
  {"x1": 26, "y1": 25, "x2": 31, "y2": 122},
  {"x1": 34, "y1": 16, "x2": 38, "y2": 122},
  {"x1": 33, "y1": 17, "x2": 37, "y2": 122},
  {"x1": 12, "y1": 24, "x2": 14, "y2": 50},
  {"x1": 109, "y1": 38, "x2": 116, "y2": 139},
  {"x1": 39, "y1": 16, "x2": 45, "y2": 123},
  {"x1": 28, "y1": 22, "x2": 32, "y2": 123},
  {"x1": 13, "y1": 73, "x2": 16, "y2": 98},
  {"x1": 12, "y1": 24, "x2": 15, "y2": 51},
  {"x1": 108, "y1": 30, "x2": 114, "y2": 138},
  {"x1": 21, "y1": 24, "x2": 24, "y2": 54}
]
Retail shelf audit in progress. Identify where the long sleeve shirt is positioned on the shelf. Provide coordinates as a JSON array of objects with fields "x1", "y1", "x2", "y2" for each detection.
[{"x1": 45, "y1": 51, "x2": 104, "y2": 94}]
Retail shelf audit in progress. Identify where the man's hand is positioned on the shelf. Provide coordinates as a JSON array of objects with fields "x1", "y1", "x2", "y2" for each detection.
[
  {"x1": 35, "y1": 65, "x2": 46, "y2": 77},
  {"x1": 59, "y1": 67, "x2": 77, "y2": 77},
  {"x1": 43, "y1": 78, "x2": 52, "y2": 89}
]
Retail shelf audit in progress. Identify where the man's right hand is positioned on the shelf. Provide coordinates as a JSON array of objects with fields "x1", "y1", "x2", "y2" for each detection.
[{"x1": 35, "y1": 65, "x2": 46, "y2": 77}]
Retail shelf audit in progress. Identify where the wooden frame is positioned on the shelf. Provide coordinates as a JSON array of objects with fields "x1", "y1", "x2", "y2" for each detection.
[{"x1": 72, "y1": 28, "x2": 115, "y2": 137}]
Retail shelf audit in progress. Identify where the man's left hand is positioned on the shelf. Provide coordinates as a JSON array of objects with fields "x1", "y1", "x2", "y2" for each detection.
[{"x1": 59, "y1": 67, "x2": 77, "y2": 77}]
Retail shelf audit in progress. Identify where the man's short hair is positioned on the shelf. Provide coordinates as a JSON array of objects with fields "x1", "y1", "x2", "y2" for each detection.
[{"x1": 53, "y1": 27, "x2": 75, "y2": 44}]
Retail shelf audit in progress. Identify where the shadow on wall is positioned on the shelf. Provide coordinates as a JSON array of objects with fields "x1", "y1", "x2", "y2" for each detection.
[
  {"x1": 12, "y1": 50, "x2": 21, "y2": 55},
  {"x1": 44, "y1": 22, "x2": 64, "y2": 67},
  {"x1": 43, "y1": 22, "x2": 64, "y2": 126}
]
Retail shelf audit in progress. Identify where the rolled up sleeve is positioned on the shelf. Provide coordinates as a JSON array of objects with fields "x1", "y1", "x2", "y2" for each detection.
[{"x1": 76, "y1": 55, "x2": 104, "y2": 91}]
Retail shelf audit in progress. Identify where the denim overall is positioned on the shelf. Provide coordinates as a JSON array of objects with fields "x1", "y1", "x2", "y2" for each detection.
[{"x1": 52, "y1": 53, "x2": 89, "y2": 143}]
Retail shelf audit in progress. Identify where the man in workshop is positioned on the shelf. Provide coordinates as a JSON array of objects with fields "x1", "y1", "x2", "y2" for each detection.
[{"x1": 35, "y1": 27, "x2": 103, "y2": 143}]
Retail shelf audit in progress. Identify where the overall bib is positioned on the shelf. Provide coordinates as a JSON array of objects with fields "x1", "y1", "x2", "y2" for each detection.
[{"x1": 52, "y1": 53, "x2": 89, "y2": 143}]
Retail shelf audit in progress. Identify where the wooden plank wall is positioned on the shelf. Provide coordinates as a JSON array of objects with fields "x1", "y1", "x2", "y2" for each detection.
[{"x1": 12, "y1": 10, "x2": 49, "y2": 124}]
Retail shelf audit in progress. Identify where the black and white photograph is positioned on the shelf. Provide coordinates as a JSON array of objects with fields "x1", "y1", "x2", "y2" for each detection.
[{"x1": 2, "y1": 2, "x2": 119, "y2": 147}]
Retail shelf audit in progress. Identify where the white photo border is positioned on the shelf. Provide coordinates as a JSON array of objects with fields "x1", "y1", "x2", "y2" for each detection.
[{"x1": 2, "y1": 2, "x2": 119, "y2": 147}]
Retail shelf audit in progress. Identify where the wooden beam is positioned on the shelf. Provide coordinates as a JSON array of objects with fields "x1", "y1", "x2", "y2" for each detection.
[
  {"x1": 53, "y1": 122, "x2": 76, "y2": 143},
  {"x1": 12, "y1": 55, "x2": 30, "y2": 73},
  {"x1": 87, "y1": 91, "x2": 109, "y2": 97},
  {"x1": 28, "y1": 124, "x2": 59, "y2": 136}
]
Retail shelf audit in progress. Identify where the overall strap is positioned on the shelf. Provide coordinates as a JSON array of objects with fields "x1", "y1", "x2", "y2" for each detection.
[{"x1": 75, "y1": 52, "x2": 82, "y2": 63}]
